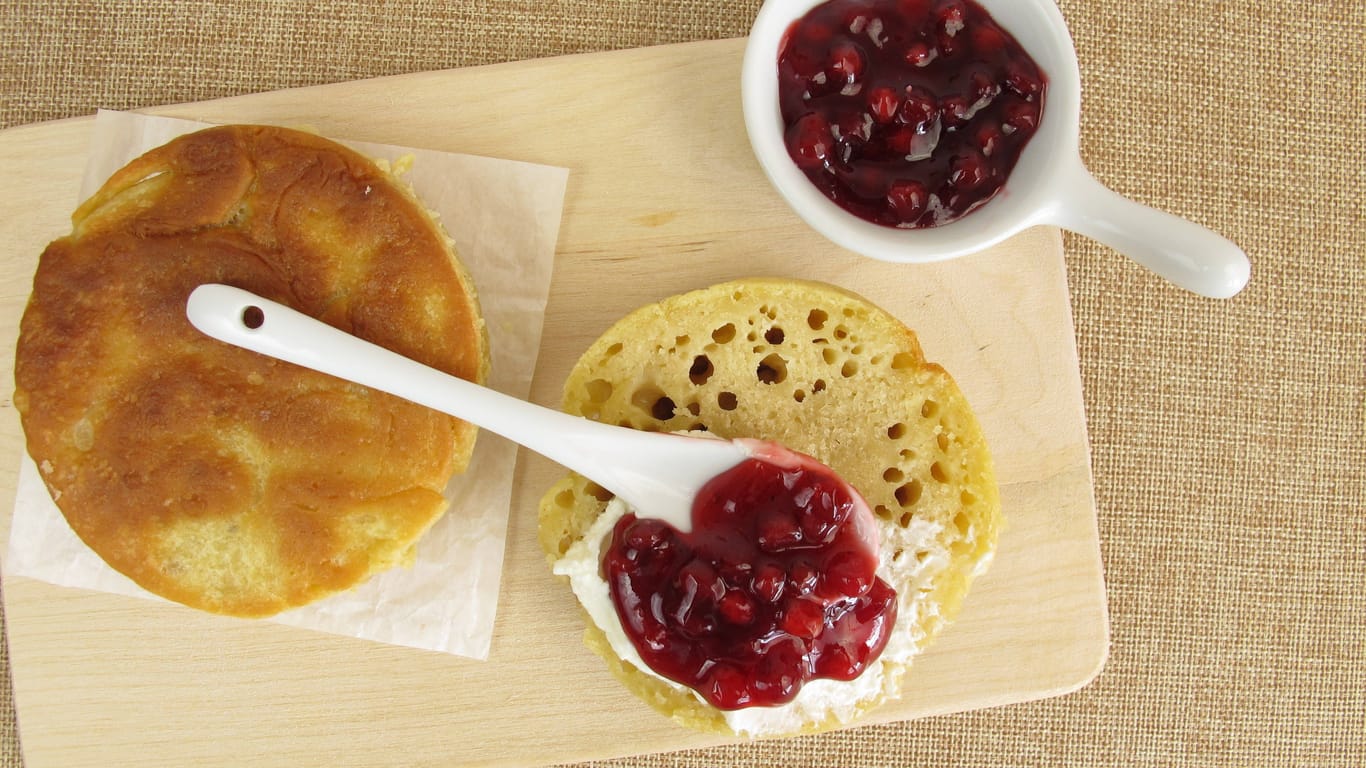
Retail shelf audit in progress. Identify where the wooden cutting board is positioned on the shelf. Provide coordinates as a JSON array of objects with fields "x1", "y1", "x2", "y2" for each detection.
[{"x1": 0, "y1": 37, "x2": 1108, "y2": 768}]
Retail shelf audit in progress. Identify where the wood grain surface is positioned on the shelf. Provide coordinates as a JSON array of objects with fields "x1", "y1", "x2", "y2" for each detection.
[{"x1": 0, "y1": 38, "x2": 1107, "y2": 768}]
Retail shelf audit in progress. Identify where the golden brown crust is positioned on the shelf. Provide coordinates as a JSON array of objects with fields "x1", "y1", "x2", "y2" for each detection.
[
  {"x1": 14, "y1": 124, "x2": 488, "y2": 617},
  {"x1": 538, "y1": 278, "x2": 1000, "y2": 736}
]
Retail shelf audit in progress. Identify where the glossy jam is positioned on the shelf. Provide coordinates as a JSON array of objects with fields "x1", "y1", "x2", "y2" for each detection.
[
  {"x1": 602, "y1": 455, "x2": 897, "y2": 710},
  {"x1": 778, "y1": 0, "x2": 1047, "y2": 228}
]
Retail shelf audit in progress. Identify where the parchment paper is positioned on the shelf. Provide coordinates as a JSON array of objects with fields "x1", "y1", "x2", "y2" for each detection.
[{"x1": 5, "y1": 110, "x2": 569, "y2": 660}]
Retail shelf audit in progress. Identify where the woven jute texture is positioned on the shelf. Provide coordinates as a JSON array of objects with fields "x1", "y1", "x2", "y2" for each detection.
[{"x1": 1, "y1": 0, "x2": 1363, "y2": 766}]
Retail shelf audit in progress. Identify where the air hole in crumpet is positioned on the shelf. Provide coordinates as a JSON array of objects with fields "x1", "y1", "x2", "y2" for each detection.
[
  {"x1": 586, "y1": 482, "x2": 615, "y2": 502},
  {"x1": 631, "y1": 384, "x2": 669, "y2": 415},
  {"x1": 757, "y1": 354, "x2": 788, "y2": 384},
  {"x1": 891, "y1": 352, "x2": 917, "y2": 370},
  {"x1": 689, "y1": 355, "x2": 714, "y2": 385},
  {"x1": 586, "y1": 379, "x2": 613, "y2": 404},
  {"x1": 895, "y1": 479, "x2": 922, "y2": 507},
  {"x1": 930, "y1": 461, "x2": 948, "y2": 483},
  {"x1": 651, "y1": 397, "x2": 677, "y2": 421}
]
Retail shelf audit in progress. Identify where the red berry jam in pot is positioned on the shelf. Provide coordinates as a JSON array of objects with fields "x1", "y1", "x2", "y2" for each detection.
[
  {"x1": 601, "y1": 450, "x2": 897, "y2": 710},
  {"x1": 778, "y1": 0, "x2": 1047, "y2": 228}
]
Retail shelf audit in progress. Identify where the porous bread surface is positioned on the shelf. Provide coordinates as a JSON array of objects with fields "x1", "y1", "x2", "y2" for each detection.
[
  {"x1": 14, "y1": 124, "x2": 489, "y2": 617},
  {"x1": 538, "y1": 277, "x2": 1001, "y2": 736}
]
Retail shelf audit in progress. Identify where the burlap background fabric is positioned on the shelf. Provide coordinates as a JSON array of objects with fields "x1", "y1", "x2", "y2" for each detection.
[{"x1": 1, "y1": 0, "x2": 1362, "y2": 765}]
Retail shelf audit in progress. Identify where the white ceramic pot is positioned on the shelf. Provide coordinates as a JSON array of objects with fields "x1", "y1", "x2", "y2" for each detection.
[{"x1": 742, "y1": 0, "x2": 1251, "y2": 298}]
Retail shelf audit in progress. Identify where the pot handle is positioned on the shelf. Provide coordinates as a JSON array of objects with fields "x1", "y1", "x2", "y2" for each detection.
[{"x1": 1043, "y1": 159, "x2": 1250, "y2": 299}]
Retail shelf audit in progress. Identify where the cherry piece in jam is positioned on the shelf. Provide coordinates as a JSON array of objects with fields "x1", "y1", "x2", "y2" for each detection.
[
  {"x1": 602, "y1": 453, "x2": 897, "y2": 710},
  {"x1": 777, "y1": 0, "x2": 1047, "y2": 228}
]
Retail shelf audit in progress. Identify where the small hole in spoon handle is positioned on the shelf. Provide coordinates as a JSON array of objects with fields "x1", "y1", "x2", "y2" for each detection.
[{"x1": 242, "y1": 305, "x2": 265, "y2": 329}]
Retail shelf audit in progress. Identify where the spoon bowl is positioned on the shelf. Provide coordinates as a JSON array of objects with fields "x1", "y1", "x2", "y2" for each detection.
[
  {"x1": 185, "y1": 284, "x2": 868, "y2": 536},
  {"x1": 741, "y1": 0, "x2": 1251, "y2": 298}
]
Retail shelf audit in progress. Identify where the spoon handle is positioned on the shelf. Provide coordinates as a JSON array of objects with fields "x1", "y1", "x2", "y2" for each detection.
[
  {"x1": 1047, "y1": 161, "x2": 1251, "y2": 299},
  {"x1": 185, "y1": 284, "x2": 743, "y2": 528}
]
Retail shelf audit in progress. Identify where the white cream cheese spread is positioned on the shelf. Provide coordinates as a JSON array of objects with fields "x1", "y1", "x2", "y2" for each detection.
[{"x1": 552, "y1": 495, "x2": 948, "y2": 737}]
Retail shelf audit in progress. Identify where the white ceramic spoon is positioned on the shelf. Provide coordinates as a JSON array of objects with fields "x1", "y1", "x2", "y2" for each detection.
[
  {"x1": 185, "y1": 284, "x2": 850, "y2": 535},
  {"x1": 741, "y1": 0, "x2": 1251, "y2": 299}
]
